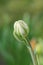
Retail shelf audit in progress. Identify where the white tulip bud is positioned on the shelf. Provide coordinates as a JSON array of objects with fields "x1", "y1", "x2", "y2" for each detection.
[{"x1": 13, "y1": 20, "x2": 29, "y2": 41}]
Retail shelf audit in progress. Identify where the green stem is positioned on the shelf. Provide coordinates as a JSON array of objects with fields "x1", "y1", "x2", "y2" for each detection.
[
  {"x1": 23, "y1": 38, "x2": 38, "y2": 65},
  {"x1": 36, "y1": 55, "x2": 40, "y2": 65}
]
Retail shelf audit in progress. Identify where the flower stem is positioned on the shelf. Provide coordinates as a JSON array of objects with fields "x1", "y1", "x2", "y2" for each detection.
[
  {"x1": 36, "y1": 55, "x2": 40, "y2": 65},
  {"x1": 23, "y1": 38, "x2": 38, "y2": 65}
]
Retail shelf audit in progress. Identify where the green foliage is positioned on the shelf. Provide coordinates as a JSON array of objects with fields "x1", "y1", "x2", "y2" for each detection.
[{"x1": 0, "y1": 0, "x2": 43, "y2": 65}]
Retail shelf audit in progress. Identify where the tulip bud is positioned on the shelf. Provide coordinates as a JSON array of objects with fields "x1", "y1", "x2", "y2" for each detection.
[
  {"x1": 35, "y1": 44, "x2": 43, "y2": 55},
  {"x1": 13, "y1": 20, "x2": 29, "y2": 41}
]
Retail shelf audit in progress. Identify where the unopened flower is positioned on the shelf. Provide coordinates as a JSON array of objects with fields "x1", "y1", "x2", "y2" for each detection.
[
  {"x1": 35, "y1": 43, "x2": 43, "y2": 55},
  {"x1": 13, "y1": 20, "x2": 29, "y2": 41}
]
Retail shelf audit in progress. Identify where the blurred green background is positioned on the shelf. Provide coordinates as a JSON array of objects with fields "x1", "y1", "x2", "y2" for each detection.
[{"x1": 0, "y1": 0, "x2": 43, "y2": 65}]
